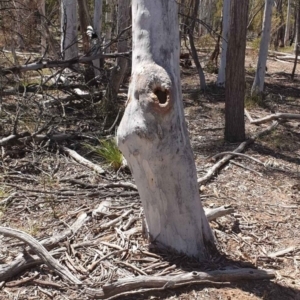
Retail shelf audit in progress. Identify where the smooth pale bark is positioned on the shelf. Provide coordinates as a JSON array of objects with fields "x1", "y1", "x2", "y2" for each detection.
[
  {"x1": 251, "y1": 0, "x2": 274, "y2": 95},
  {"x1": 106, "y1": 0, "x2": 130, "y2": 104},
  {"x1": 60, "y1": 0, "x2": 78, "y2": 60},
  {"x1": 217, "y1": 0, "x2": 231, "y2": 87},
  {"x1": 104, "y1": 0, "x2": 113, "y2": 53},
  {"x1": 225, "y1": 0, "x2": 249, "y2": 142},
  {"x1": 117, "y1": 0, "x2": 214, "y2": 259},
  {"x1": 78, "y1": 0, "x2": 92, "y2": 54},
  {"x1": 189, "y1": 0, "x2": 206, "y2": 90}
]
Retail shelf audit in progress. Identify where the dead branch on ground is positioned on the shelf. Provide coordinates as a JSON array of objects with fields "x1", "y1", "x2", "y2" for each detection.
[
  {"x1": 198, "y1": 121, "x2": 279, "y2": 185},
  {"x1": 61, "y1": 146, "x2": 105, "y2": 175},
  {"x1": 84, "y1": 268, "x2": 276, "y2": 299},
  {"x1": 0, "y1": 227, "x2": 82, "y2": 285},
  {"x1": 211, "y1": 152, "x2": 264, "y2": 165},
  {"x1": 245, "y1": 109, "x2": 300, "y2": 125},
  {"x1": 204, "y1": 205, "x2": 234, "y2": 222}
]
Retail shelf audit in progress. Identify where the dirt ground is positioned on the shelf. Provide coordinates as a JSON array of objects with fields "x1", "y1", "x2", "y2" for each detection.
[{"x1": 0, "y1": 50, "x2": 299, "y2": 300}]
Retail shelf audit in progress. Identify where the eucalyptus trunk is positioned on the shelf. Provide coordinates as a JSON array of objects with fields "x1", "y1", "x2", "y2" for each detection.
[
  {"x1": 251, "y1": 0, "x2": 274, "y2": 95},
  {"x1": 284, "y1": 0, "x2": 291, "y2": 46},
  {"x1": 106, "y1": 0, "x2": 130, "y2": 106},
  {"x1": 92, "y1": 0, "x2": 103, "y2": 78},
  {"x1": 217, "y1": 0, "x2": 231, "y2": 87},
  {"x1": 117, "y1": 0, "x2": 214, "y2": 259},
  {"x1": 225, "y1": 0, "x2": 249, "y2": 142},
  {"x1": 61, "y1": 0, "x2": 78, "y2": 60}
]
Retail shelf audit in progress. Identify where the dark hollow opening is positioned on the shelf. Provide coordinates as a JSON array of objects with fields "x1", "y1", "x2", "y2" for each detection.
[{"x1": 154, "y1": 89, "x2": 167, "y2": 104}]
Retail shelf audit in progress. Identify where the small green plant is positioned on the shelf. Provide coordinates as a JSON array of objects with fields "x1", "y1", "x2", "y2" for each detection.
[
  {"x1": 244, "y1": 93, "x2": 264, "y2": 109},
  {"x1": 85, "y1": 138, "x2": 124, "y2": 171}
]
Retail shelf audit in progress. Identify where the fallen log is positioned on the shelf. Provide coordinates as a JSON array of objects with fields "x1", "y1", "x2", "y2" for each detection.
[{"x1": 85, "y1": 268, "x2": 276, "y2": 299}]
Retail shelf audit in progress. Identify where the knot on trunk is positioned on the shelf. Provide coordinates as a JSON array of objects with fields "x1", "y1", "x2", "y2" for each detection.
[{"x1": 134, "y1": 63, "x2": 173, "y2": 114}]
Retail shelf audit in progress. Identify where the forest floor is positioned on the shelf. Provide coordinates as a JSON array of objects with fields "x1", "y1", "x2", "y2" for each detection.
[{"x1": 0, "y1": 48, "x2": 299, "y2": 300}]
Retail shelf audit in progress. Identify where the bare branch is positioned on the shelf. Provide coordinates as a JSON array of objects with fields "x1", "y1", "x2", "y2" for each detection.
[{"x1": 0, "y1": 227, "x2": 82, "y2": 285}]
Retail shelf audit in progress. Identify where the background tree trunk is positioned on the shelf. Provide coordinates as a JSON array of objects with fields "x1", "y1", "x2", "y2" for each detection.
[
  {"x1": 225, "y1": 0, "x2": 249, "y2": 142},
  {"x1": 92, "y1": 0, "x2": 103, "y2": 77},
  {"x1": 291, "y1": 1, "x2": 300, "y2": 79},
  {"x1": 251, "y1": 0, "x2": 274, "y2": 95},
  {"x1": 106, "y1": 0, "x2": 130, "y2": 106},
  {"x1": 104, "y1": 0, "x2": 113, "y2": 53},
  {"x1": 78, "y1": 0, "x2": 92, "y2": 54},
  {"x1": 117, "y1": 0, "x2": 214, "y2": 259},
  {"x1": 60, "y1": 0, "x2": 78, "y2": 60},
  {"x1": 217, "y1": 0, "x2": 231, "y2": 87},
  {"x1": 93, "y1": 0, "x2": 103, "y2": 39},
  {"x1": 189, "y1": 0, "x2": 206, "y2": 90},
  {"x1": 284, "y1": 0, "x2": 292, "y2": 46},
  {"x1": 37, "y1": 0, "x2": 47, "y2": 55}
]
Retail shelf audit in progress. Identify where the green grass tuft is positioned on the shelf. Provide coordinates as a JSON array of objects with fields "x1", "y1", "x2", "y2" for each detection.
[
  {"x1": 245, "y1": 93, "x2": 264, "y2": 109},
  {"x1": 85, "y1": 138, "x2": 124, "y2": 171}
]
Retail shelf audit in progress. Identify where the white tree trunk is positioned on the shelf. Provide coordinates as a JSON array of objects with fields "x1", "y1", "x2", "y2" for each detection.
[
  {"x1": 61, "y1": 0, "x2": 78, "y2": 60},
  {"x1": 284, "y1": 0, "x2": 291, "y2": 46},
  {"x1": 216, "y1": 0, "x2": 231, "y2": 87},
  {"x1": 251, "y1": 0, "x2": 274, "y2": 95},
  {"x1": 117, "y1": 0, "x2": 214, "y2": 259}
]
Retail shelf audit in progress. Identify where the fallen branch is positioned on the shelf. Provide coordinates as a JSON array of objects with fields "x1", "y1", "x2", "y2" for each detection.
[
  {"x1": 61, "y1": 146, "x2": 105, "y2": 174},
  {"x1": 0, "y1": 132, "x2": 31, "y2": 146},
  {"x1": 244, "y1": 109, "x2": 254, "y2": 123},
  {"x1": 0, "y1": 192, "x2": 18, "y2": 206},
  {"x1": 0, "y1": 251, "x2": 63, "y2": 282},
  {"x1": 247, "y1": 112, "x2": 300, "y2": 125},
  {"x1": 39, "y1": 212, "x2": 90, "y2": 250},
  {"x1": 268, "y1": 246, "x2": 296, "y2": 258},
  {"x1": 85, "y1": 268, "x2": 275, "y2": 299},
  {"x1": 103, "y1": 182, "x2": 137, "y2": 191},
  {"x1": 5, "y1": 272, "x2": 39, "y2": 287},
  {"x1": 230, "y1": 161, "x2": 263, "y2": 176},
  {"x1": 99, "y1": 209, "x2": 133, "y2": 230},
  {"x1": 198, "y1": 140, "x2": 249, "y2": 185},
  {"x1": 198, "y1": 121, "x2": 279, "y2": 185},
  {"x1": 204, "y1": 206, "x2": 234, "y2": 222},
  {"x1": 0, "y1": 227, "x2": 81, "y2": 285},
  {"x1": 1, "y1": 51, "x2": 131, "y2": 75},
  {"x1": 211, "y1": 152, "x2": 264, "y2": 166},
  {"x1": 0, "y1": 236, "x2": 107, "y2": 282}
]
